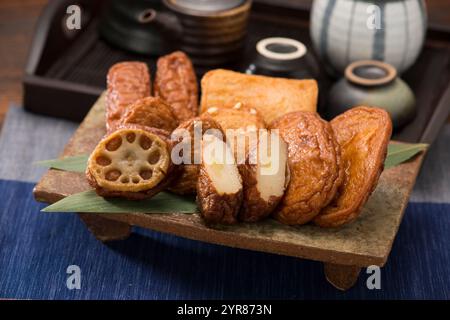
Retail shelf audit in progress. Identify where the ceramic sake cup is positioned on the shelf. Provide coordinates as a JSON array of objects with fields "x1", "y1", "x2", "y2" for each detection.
[{"x1": 327, "y1": 60, "x2": 416, "y2": 128}]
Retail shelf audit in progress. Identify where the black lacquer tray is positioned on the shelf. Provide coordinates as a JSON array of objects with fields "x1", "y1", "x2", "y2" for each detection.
[{"x1": 23, "y1": 0, "x2": 450, "y2": 144}]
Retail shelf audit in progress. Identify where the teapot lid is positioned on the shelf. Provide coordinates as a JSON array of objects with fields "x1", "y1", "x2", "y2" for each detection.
[{"x1": 164, "y1": 0, "x2": 246, "y2": 13}]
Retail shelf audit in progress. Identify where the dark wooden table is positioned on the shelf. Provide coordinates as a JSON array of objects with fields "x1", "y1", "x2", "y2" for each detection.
[
  {"x1": 0, "y1": 0, "x2": 48, "y2": 127},
  {"x1": 1, "y1": 0, "x2": 449, "y2": 129}
]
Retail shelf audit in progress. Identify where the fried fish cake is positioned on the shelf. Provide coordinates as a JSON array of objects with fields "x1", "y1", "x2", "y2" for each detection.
[
  {"x1": 203, "y1": 103, "x2": 266, "y2": 131},
  {"x1": 86, "y1": 124, "x2": 177, "y2": 200},
  {"x1": 106, "y1": 62, "x2": 150, "y2": 132},
  {"x1": 204, "y1": 103, "x2": 266, "y2": 164},
  {"x1": 270, "y1": 112, "x2": 343, "y2": 225},
  {"x1": 197, "y1": 134, "x2": 243, "y2": 225},
  {"x1": 154, "y1": 51, "x2": 198, "y2": 122},
  {"x1": 200, "y1": 69, "x2": 318, "y2": 124},
  {"x1": 168, "y1": 116, "x2": 224, "y2": 195},
  {"x1": 238, "y1": 130, "x2": 290, "y2": 222},
  {"x1": 314, "y1": 107, "x2": 392, "y2": 228},
  {"x1": 121, "y1": 96, "x2": 178, "y2": 133}
]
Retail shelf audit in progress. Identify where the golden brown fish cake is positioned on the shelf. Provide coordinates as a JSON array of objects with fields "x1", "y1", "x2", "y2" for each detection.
[
  {"x1": 204, "y1": 104, "x2": 266, "y2": 164},
  {"x1": 121, "y1": 96, "x2": 178, "y2": 133},
  {"x1": 106, "y1": 62, "x2": 150, "y2": 132},
  {"x1": 314, "y1": 107, "x2": 392, "y2": 228},
  {"x1": 154, "y1": 51, "x2": 198, "y2": 122},
  {"x1": 200, "y1": 69, "x2": 318, "y2": 124},
  {"x1": 203, "y1": 103, "x2": 266, "y2": 131},
  {"x1": 270, "y1": 112, "x2": 343, "y2": 225},
  {"x1": 197, "y1": 134, "x2": 243, "y2": 225},
  {"x1": 168, "y1": 116, "x2": 224, "y2": 195},
  {"x1": 238, "y1": 131, "x2": 290, "y2": 222},
  {"x1": 86, "y1": 124, "x2": 177, "y2": 200}
]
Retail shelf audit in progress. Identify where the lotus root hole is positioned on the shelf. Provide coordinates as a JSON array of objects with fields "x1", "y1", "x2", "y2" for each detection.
[
  {"x1": 105, "y1": 169, "x2": 121, "y2": 181},
  {"x1": 96, "y1": 155, "x2": 111, "y2": 166},
  {"x1": 139, "y1": 135, "x2": 153, "y2": 150},
  {"x1": 120, "y1": 177, "x2": 129, "y2": 183},
  {"x1": 106, "y1": 136, "x2": 122, "y2": 151},
  {"x1": 132, "y1": 177, "x2": 140, "y2": 184},
  {"x1": 148, "y1": 150, "x2": 160, "y2": 164},
  {"x1": 126, "y1": 132, "x2": 136, "y2": 143},
  {"x1": 140, "y1": 169, "x2": 153, "y2": 180}
]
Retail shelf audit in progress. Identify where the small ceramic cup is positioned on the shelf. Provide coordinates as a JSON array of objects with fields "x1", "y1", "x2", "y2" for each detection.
[
  {"x1": 245, "y1": 37, "x2": 318, "y2": 79},
  {"x1": 327, "y1": 60, "x2": 416, "y2": 128}
]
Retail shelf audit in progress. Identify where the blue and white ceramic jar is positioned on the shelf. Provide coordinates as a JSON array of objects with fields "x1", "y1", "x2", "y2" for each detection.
[{"x1": 310, "y1": 0, "x2": 427, "y2": 75}]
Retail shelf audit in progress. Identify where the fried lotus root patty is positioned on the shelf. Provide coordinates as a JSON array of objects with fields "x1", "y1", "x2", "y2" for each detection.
[
  {"x1": 168, "y1": 116, "x2": 224, "y2": 195},
  {"x1": 197, "y1": 134, "x2": 243, "y2": 225},
  {"x1": 121, "y1": 96, "x2": 178, "y2": 133},
  {"x1": 204, "y1": 104, "x2": 266, "y2": 164},
  {"x1": 270, "y1": 112, "x2": 343, "y2": 225},
  {"x1": 86, "y1": 125, "x2": 176, "y2": 200},
  {"x1": 154, "y1": 51, "x2": 198, "y2": 122},
  {"x1": 314, "y1": 107, "x2": 392, "y2": 228},
  {"x1": 106, "y1": 62, "x2": 151, "y2": 132}
]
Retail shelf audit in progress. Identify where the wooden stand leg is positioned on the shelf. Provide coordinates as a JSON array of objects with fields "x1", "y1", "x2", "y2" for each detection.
[
  {"x1": 78, "y1": 213, "x2": 131, "y2": 242},
  {"x1": 324, "y1": 263, "x2": 361, "y2": 291}
]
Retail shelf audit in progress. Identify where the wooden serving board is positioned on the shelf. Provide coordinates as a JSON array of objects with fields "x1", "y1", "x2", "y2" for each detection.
[{"x1": 33, "y1": 94, "x2": 425, "y2": 290}]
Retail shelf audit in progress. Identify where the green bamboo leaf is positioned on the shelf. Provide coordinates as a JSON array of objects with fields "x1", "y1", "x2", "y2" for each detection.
[
  {"x1": 38, "y1": 143, "x2": 427, "y2": 215},
  {"x1": 42, "y1": 190, "x2": 198, "y2": 214},
  {"x1": 36, "y1": 142, "x2": 427, "y2": 175},
  {"x1": 34, "y1": 155, "x2": 89, "y2": 173},
  {"x1": 384, "y1": 143, "x2": 428, "y2": 169}
]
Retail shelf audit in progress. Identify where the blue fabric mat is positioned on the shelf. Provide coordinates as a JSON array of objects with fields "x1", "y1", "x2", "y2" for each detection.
[{"x1": 0, "y1": 179, "x2": 449, "y2": 300}]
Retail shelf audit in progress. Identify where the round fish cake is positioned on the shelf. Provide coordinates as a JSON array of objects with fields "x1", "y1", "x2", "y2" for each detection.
[
  {"x1": 204, "y1": 103, "x2": 266, "y2": 164},
  {"x1": 238, "y1": 130, "x2": 289, "y2": 222},
  {"x1": 168, "y1": 116, "x2": 224, "y2": 195},
  {"x1": 270, "y1": 111, "x2": 343, "y2": 225},
  {"x1": 121, "y1": 97, "x2": 178, "y2": 133},
  {"x1": 314, "y1": 107, "x2": 392, "y2": 228},
  {"x1": 197, "y1": 134, "x2": 243, "y2": 225}
]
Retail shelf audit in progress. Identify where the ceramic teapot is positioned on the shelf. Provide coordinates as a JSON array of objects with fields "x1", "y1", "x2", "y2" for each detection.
[{"x1": 100, "y1": 0, "x2": 251, "y2": 65}]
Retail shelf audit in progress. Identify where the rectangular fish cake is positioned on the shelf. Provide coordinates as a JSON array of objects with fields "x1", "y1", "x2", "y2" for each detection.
[
  {"x1": 200, "y1": 69, "x2": 318, "y2": 124},
  {"x1": 154, "y1": 51, "x2": 198, "y2": 122},
  {"x1": 106, "y1": 62, "x2": 151, "y2": 132}
]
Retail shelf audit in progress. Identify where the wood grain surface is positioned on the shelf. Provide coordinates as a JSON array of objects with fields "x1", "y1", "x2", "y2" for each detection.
[
  {"x1": 33, "y1": 93, "x2": 426, "y2": 268},
  {"x1": 0, "y1": 0, "x2": 47, "y2": 127}
]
